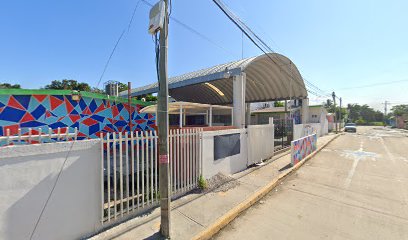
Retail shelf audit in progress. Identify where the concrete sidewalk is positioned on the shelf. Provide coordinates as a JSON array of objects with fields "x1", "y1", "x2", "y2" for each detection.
[{"x1": 91, "y1": 134, "x2": 338, "y2": 240}]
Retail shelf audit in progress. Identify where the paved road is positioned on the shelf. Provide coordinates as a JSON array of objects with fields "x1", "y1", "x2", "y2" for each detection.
[{"x1": 214, "y1": 127, "x2": 408, "y2": 240}]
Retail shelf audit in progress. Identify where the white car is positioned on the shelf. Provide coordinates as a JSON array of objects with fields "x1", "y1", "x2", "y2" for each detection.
[{"x1": 344, "y1": 123, "x2": 357, "y2": 132}]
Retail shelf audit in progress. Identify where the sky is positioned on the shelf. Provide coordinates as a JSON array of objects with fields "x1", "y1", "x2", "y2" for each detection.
[{"x1": 0, "y1": 0, "x2": 407, "y2": 111}]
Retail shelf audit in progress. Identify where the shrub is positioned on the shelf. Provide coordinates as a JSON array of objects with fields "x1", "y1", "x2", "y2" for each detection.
[{"x1": 198, "y1": 175, "x2": 207, "y2": 190}]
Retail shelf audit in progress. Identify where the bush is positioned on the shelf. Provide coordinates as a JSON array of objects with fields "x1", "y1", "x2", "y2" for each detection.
[
  {"x1": 369, "y1": 122, "x2": 384, "y2": 126},
  {"x1": 198, "y1": 175, "x2": 207, "y2": 190}
]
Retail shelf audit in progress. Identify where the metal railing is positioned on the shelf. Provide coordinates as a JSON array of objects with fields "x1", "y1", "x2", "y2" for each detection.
[
  {"x1": 0, "y1": 127, "x2": 78, "y2": 146},
  {"x1": 101, "y1": 128, "x2": 202, "y2": 223},
  {"x1": 273, "y1": 119, "x2": 293, "y2": 151},
  {"x1": 169, "y1": 128, "x2": 202, "y2": 197}
]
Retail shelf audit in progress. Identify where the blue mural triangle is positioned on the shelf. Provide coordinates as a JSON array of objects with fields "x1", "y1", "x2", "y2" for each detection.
[{"x1": 14, "y1": 95, "x2": 31, "y2": 110}]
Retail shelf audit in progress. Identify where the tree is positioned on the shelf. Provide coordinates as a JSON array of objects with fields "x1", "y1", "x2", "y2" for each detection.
[
  {"x1": 44, "y1": 79, "x2": 91, "y2": 91},
  {"x1": 391, "y1": 104, "x2": 408, "y2": 116},
  {"x1": 134, "y1": 94, "x2": 158, "y2": 102},
  {"x1": 347, "y1": 104, "x2": 384, "y2": 123},
  {"x1": 274, "y1": 101, "x2": 284, "y2": 107},
  {"x1": 0, "y1": 83, "x2": 21, "y2": 89},
  {"x1": 118, "y1": 82, "x2": 128, "y2": 92},
  {"x1": 324, "y1": 99, "x2": 347, "y2": 121}
]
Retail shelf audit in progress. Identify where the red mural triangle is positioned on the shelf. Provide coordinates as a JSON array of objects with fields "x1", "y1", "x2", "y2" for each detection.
[
  {"x1": 111, "y1": 106, "x2": 119, "y2": 118},
  {"x1": 65, "y1": 98, "x2": 74, "y2": 113},
  {"x1": 94, "y1": 103, "x2": 106, "y2": 114},
  {"x1": 33, "y1": 95, "x2": 47, "y2": 103},
  {"x1": 50, "y1": 96, "x2": 64, "y2": 110},
  {"x1": 21, "y1": 112, "x2": 35, "y2": 123},
  {"x1": 69, "y1": 114, "x2": 80, "y2": 123},
  {"x1": 8, "y1": 96, "x2": 26, "y2": 110},
  {"x1": 82, "y1": 107, "x2": 92, "y2": 115}
]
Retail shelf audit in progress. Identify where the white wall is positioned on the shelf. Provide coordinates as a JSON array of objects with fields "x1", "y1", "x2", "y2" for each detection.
[
  {"x1": 201, "y1": 129, "x2": 248, "y2": 179},
  {"x1": 247, "y1": 124, "x2": 274, "y2": 165},
  {"x1": 0, "y1": 140, "x2": 102, "y2": 240},
  {"x1": 293, "y1": 123, "x2": 323, "y2": 140}
]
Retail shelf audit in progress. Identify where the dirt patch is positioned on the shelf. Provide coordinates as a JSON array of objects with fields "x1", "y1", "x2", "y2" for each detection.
[{"x1": 207, "y1": 173, "x2": 240, "y2": 192}]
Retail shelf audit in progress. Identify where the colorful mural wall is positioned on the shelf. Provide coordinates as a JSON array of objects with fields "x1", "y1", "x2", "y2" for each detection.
[
  {"x1": 291, "y1": 133, "x2": 317, "y2": 165},
  {"x1": 0, "y1": 89, "x2": 155, "y2": 144}
]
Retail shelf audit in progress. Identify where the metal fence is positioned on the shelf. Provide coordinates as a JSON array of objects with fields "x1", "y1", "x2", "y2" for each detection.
[
  {"x1": 101, "y1": 128, "x2": 202, "y2": 223},
  {"x1": 169, "y1": 128, "x2": 202, "y2": 197},
  {"x1": 273, "y1": 119, "x2": 293, "y2": 151},
  {"x1": 0, "y1": 127, "x2": 78, "y2": 146}
]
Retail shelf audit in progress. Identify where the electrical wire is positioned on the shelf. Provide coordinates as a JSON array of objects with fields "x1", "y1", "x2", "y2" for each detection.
[
  {"x1": 212, "y1": 0, "x2": 334, "y2": 100},
  {"x1": 211, "y1": 0, "x2": 326, "y2": 99},
  {"x1": 141, "y1": 0, "x2": 236, "y2": 57},
  {"x1": 337, "y1": 78, "x2": 408, "y2": 91},
  {"x1": 96, "y1": 0, "x2": 143, "y2": 88}
]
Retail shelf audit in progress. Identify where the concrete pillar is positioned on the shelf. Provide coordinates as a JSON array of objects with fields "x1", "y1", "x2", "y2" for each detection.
[
  {"x1": 301, "y1": 98, "x2": 309, "y2": 124},
  {"x1": 209, "y1": 106, "x2": 213, "y2": 127},
  {"x1": 233, "y1": 73, "x2": 246, "y2": 128},
  {"x1": 179, "y1": 105, "x2": 183, "y2": 128},
  {"x1": 183, "y1": 109, "x2": 186, "y2": 127},
  {"x1": 245, "y1": 103, "x2": 251, "y2": 127}
]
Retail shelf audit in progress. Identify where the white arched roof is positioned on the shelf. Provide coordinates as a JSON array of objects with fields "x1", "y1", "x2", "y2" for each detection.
[{"x1": 123, "y1": 53, "x2": 307, "y2": 104}]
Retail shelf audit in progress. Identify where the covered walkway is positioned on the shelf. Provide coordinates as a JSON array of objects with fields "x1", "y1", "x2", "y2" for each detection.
[{"x1": 123, "y1": 53, "x2": 308, "y2": 128}]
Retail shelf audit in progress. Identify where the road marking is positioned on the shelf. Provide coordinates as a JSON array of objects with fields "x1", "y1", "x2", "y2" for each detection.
[{"x1": 344, "y1": 141, "x2": 363, "y2": 189}]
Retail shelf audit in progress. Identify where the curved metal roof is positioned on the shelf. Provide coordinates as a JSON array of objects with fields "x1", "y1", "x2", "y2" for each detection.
[{"x1": 123, "y1": 53, "x2": 307, "y2": 104}]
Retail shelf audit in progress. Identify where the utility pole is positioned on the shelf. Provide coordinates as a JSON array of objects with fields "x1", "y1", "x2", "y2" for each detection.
[
  {"x1": 384, "y1": 100, "x2": 388, "y2": 116},
  {"x1": 332, "y1": 92, "x2": 337, "y2": 133},
  {"x1": 157, "y1": 0, "x2": 171, "y2": 237},
  {"x1": 128, "y1": 82, "x2": 133, "y2": 132},
  {"x1": 339, "y1": 97, "x2": 342, "y2": 130},
  {"x1": 383, "y1": 100, "x2": 388, "y2": 126}
]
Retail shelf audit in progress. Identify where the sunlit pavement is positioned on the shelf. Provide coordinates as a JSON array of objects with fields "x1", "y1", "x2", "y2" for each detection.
[{"x1": 214, "y1": 126, "x2": 408, "y2": 240}]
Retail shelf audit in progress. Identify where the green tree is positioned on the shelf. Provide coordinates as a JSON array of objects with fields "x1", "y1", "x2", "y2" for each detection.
[
  {"x1": 347, "y1": 104, "x2": 384, "y2": 123},
  {"x1": 44, "y1": 79, "x2": 91, "y2": 91},
  {"x1": 324, "y1": 99, "x2": 347, "y2": 121},
  {"x1": 391, "y1": 104, "x2": 408, "y2": 116},
  {"x1": 118, "y1": 82, "x2": 128, "y2": 92},
  {"x1": 0, "y1": 83, "x2": 21, "y2": 89},
  {"x1": 274, "y1": 101, "x2": 284, "y2": 107},
  {"x1": 134, "y1": 94, "x2": 158, "y2": 102}
]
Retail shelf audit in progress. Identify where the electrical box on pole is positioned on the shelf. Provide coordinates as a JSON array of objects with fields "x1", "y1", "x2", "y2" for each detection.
[{"x1": 148, "y1": 0, "x2": 166, "y2": 34}]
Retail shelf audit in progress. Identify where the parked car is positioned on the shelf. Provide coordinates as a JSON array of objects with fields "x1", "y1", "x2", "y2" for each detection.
[{"x1": 344, "y1": 123, "x2": 357, "y2": 132}]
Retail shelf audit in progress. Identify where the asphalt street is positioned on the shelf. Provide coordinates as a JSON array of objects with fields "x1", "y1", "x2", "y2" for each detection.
[{"x1": 214, "y1": 127, "x2": 408, "y2": 240}]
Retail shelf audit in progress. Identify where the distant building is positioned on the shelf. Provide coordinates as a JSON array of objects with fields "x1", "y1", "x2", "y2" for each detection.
[
  {"x1": 396, "y1": 114, "x2": 408, "y2": 129},
  {"x1": 250, "y1": 102, "x2": 327, "y2": 125},
  {"x1": 308, "y1": 105, "x2": 328, "y2": 124}
]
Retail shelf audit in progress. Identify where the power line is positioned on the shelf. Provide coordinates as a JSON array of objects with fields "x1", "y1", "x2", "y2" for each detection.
[
  {"x1": 141, "y1": 0, "x2": 237, "y2": 57},
  {"x1": 337, "y1": 78, "x2": 408, "y2": 91},
  {"x1": 211, "y1": 0, "x2": 328, "y2": 99},
  {"x1": 96, "y1": 0, "x2": 143, "y2": 88}
]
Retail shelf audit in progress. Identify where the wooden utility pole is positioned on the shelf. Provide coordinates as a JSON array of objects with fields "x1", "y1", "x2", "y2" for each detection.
[
  {"x1": 128, "y1": 82, "x2": 133, "y2": 132},
  {"x1": 339, "y1": 97, "x2": 342, "y2": 130},
  {"x1": 332, "y1": 92, "x2": 337, "y2": 133},
  {"x1": 157, "y1": 0, "x2": 171, "y2": 237}
]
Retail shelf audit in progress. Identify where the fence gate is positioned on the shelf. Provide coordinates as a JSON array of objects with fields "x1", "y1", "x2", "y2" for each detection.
[
  {"x1": 100, "y1": 128, "x2": 202, "y2": 224},
  {"x1": 273, "y1": 119, "x2": 293, "y2": 151}
]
